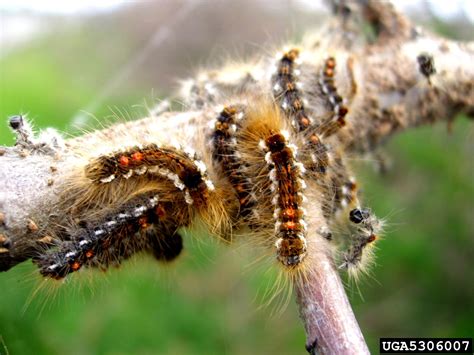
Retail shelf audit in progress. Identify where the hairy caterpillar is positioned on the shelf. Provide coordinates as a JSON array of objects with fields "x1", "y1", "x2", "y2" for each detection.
[
  {"x1": 15, "y1": 45, "x2": 383, "y2": 285},
  {"x1": 34, "y1": 193, "x2": 184, "y2": 279}
]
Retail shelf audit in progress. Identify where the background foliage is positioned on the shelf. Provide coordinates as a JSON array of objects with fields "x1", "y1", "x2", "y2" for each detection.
[{"x1": 0, "y1": 2, "x2": 472, "y2": 354}]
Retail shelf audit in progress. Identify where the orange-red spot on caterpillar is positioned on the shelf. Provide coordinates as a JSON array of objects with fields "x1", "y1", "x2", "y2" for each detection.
[
  {"x1": 138, "y1": 217, "x2": 149, "y2": 229},
  {"x1": 326, "y1": 57, "x2": 336, "y2": 69},
  {"x1": 131, "y1": 152, "x2": 144, "y2": 162},
  {"x1": 338, "y1": 106, "x2": 348, "y2": 117},
  {"x1": 155, "y1": 205, "x2": 166, "y2": 218},
  {"x1": 283, "y1": 221, "x2": 297, "y2": 230},
  {"x1": 229, "y1": 170, "x2": 241, "y2": 179},
  {"x1": 71, "y1": 261, "x2": 81, "y2": 271},
  {"x1": 324, "y1": 68, "x2": 334, "y2": 77},
  {"x1": 235, "y1": 184, "x2": 246, "y2": 193},
  {"x1": 215, "y1": 121, "x2": 229, "y2": 131},
  {"x1": 310, "y1": 134, "x2": 320, "y2": 144},
  {"x1": 280, "y1": 66, "x2": 290, "y2": 75},
  {"x1": 368, "y1": 235, "x2": 377, "y2": 243},
  {"x1": 283, "y1": 48, "x2": 300, "y2": 61},
  {"x1": 337, "y1": 117, "x2": 346, "y2": 127},
  {"x1": 293, "y1": 99, "x2": 303, "y2": 110},
  {"x1": 349, "y1": 181, "x2": 357, "y2": 191},
  {"x1": 282, "y1": 208, "x2": 296, "y2": 219},
  {"x1": 119, "y1": 156, "x2": 130, "y2": 166},
  {"x1": 223, "y1": 106, "x2": 237, "y2": 116},
  {"x1": 300, "y1": 116, "x2": 310, "y2": 127},
  {"x1": 85, "y1": 250, "x2": 94, "y2": 258}
]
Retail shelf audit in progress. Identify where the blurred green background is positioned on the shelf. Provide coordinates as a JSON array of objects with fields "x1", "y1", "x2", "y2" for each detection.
[{"x1": 0, "y1": 1, "x2": 473, "y2": 354}]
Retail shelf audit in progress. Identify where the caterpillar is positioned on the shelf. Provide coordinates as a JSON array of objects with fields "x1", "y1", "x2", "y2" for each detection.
[
  {"x1": 20, "y1": 45, "x2": 382, "y2": 283},
  {"x1": 34, "y1": 194, "x2": 183, "y2": 279}
]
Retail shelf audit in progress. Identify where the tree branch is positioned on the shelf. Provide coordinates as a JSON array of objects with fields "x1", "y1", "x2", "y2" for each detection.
[
  {"x1": 295, "y1": 247, "x2": 369, "y2": 354},
  {"x1": 1, "y1": 1, "x2": 473, "y2": 354}
]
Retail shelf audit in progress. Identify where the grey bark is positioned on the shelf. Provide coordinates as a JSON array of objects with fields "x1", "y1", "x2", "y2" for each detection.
[{"x1": 1, "y1": 1, "x2": 473, "y2": 354}]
